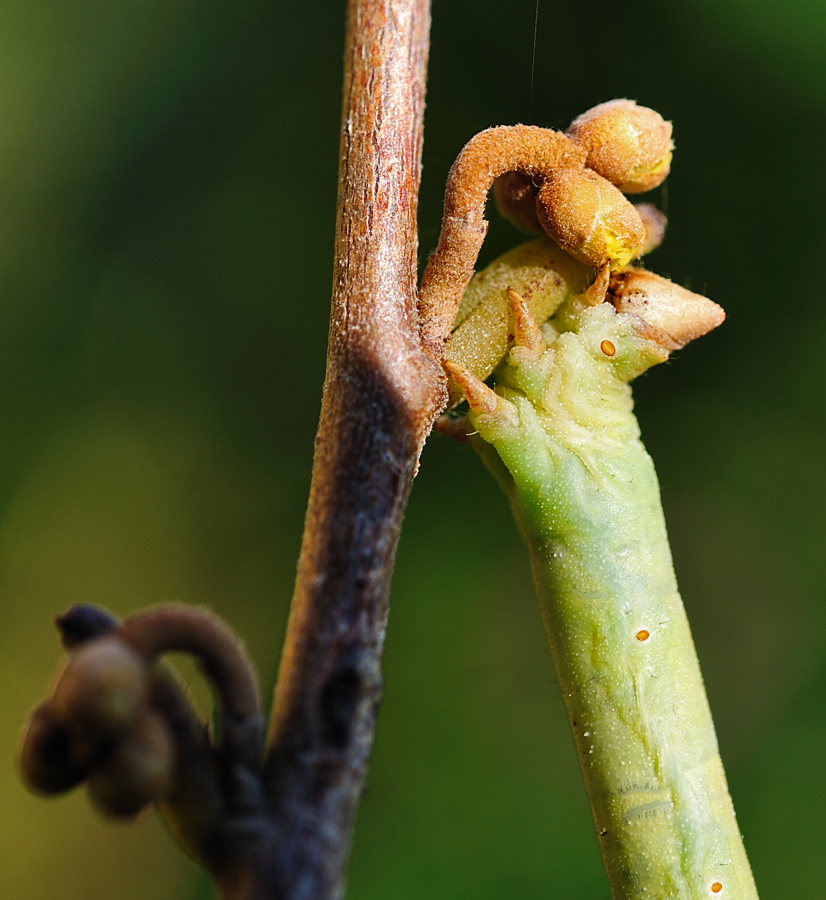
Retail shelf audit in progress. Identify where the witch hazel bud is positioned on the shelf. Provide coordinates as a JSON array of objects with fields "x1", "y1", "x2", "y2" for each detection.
[
  {"x1": 567, "y1": 99, "x2": 673, "y2": 194},
  {"x1": 51, "y1": 637, "x2": 147, "y2": 738},
  {"x1": 608, "y1": 268, "x2": 725, "y2": 349},
  {"x1": 537, "y1": 167, "x2": 645, "y2": 269}
]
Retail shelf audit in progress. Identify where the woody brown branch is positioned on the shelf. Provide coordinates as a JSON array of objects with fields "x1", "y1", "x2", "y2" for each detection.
[{"x1": 261, "y1": 1, "x2": 439, "y2": 898}]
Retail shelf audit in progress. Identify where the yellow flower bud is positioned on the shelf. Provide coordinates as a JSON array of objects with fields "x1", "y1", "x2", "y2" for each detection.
[
  {"x1": 87, "y1": 709, "x2": 174, "y2": 818},
  {"x1": 536, "y1": 167, "x2": 645, "y2": 270},
  {"x1": 567, "y1": 99, "x2": 673, "y2": 193},
  {"x1": 51, "y1": 637, "x2": 147, "y2": 738}
]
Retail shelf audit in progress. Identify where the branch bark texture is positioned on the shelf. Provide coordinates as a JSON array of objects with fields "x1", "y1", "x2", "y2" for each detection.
[{"x1": 262, "y1": 2, "x2": 438, "y2": 897}]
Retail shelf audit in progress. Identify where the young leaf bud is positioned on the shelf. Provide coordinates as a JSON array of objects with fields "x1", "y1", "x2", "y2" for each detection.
[
  {"x1": 536, "y1": 167, "x2": 645, "y2": 270},
  {"x1": 567, "y1": 99, "x2": 673, "y2": 193},
  {"x1": 608, "y1": 268, "x2": 725, "y2": 349},
  {"x1": 492, "y1": 171, "x2": 542, "y2": 234},
  {"x1": 51, "y1": 637, "x2": 147, "y2": 738},
  {"x1": 87, "y1": 709, "x2": 174, "y2": 818},
  {"x1": 18, "y1": 704, "x2": 88, "y2": 794}
]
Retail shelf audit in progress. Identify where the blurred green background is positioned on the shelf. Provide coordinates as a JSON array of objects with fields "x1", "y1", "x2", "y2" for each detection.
[{"x1": 0, "y1": 0, "x2": 823, "y2": 896}]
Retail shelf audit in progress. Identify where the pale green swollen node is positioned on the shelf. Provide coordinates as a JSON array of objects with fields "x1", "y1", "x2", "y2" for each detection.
[{"x1": 450, "y1": 247, "x2": 758, "y2": 900}]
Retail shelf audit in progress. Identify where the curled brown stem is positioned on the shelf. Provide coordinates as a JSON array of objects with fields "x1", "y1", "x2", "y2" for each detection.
[
  {"x1": 121, "y1": 605, "x2": 261, "y2": 723},
  {"x1": 19, "y1": 603, "x2": 272, "y2": 896},
  {"x1": 119, "y1": 604, "x2": 268, "y2": 852},
  {"x1": 418, "y1": 125, "x2": 584, "y2": 356}
]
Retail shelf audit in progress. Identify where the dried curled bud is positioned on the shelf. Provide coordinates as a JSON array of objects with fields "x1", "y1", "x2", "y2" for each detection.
[
  {"x1": 87, "y1": 709, "x2": 174, "y2": 818},
  {"x1": 537, "y1": 168, "x2": 645, "y2": 270},
  {"x1": 51, "y1": 637, "x2": 147, "y2": 739},
  {"x1": 608, "y1": 268, "x2": 725, "y2": 349},
  {"x1": 19, "y1": 602, "x2": 266, "y2": 877},
  {"x1": 567, "y1": 99, "x2": 673, "y2": 193},
  {"x1": 18, "y1": 705, "x2": 89, "y2": 794}
]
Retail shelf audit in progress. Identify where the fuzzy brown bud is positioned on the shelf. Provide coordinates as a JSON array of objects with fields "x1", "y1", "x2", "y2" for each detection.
[
  {"x1": 87, "y1": 709, "x2": 174, "y2": 818},
  {"x1": 492, "y1": 171, "x2": 542, "y2": 233},
  {"x1": 537, "y1": 167, "x2": 645, "y2": 269},
  {"x1": 567, "y1": 99, "x2": 673, "y2": 194},
  {"x1": 608, "y1": 268, "x2": 725, "y2": 349},
  {"x1": 18, "y1": 704, "x2": 88, "y2": 794},
  {"x1": 51, "y1": 637, "x2": 147, "y2": 738}
]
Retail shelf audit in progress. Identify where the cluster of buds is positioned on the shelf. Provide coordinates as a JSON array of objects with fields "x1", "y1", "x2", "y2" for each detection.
[
  {"x1": 18, "y1": 607, "x2": 172, "y2": 817},
  {"x1": 493, "y1": 99, "x2": 673, "y2": 265},
  {"x1": 419, "y1": 99, "x2": 674, "y2": 358},
  {"x1": 18, "y1": 601, "x2": 266, "y2": 880},
  {"x1": 432, "y1": 100, "x2": 726, "y2": 415}
]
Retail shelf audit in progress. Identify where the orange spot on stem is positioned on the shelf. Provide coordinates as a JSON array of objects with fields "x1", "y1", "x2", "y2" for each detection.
[
  {"x1": 636, "y1": 629, "x2": 650, "y2": 641},
  {"x1": 600, "y1": 339, "x2": 616, "y2": 357},
  {"x1": 711, "y1": 883, "x2": 723, "y2": 894}
]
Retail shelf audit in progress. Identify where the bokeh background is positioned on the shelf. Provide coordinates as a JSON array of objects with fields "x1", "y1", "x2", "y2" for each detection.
[{"x1": 0, "y1": 0, "x2": 823, "y2": 896}]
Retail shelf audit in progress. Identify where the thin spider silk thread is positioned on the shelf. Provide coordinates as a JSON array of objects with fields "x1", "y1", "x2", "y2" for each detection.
[{"x1": 529, "y1": 0, "x2": 540, "y2": 120}]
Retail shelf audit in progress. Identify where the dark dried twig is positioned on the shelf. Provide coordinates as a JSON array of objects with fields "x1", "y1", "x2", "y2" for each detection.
[{"x1": 20, "y1": 605, "x2": 271, "y2": 898}]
